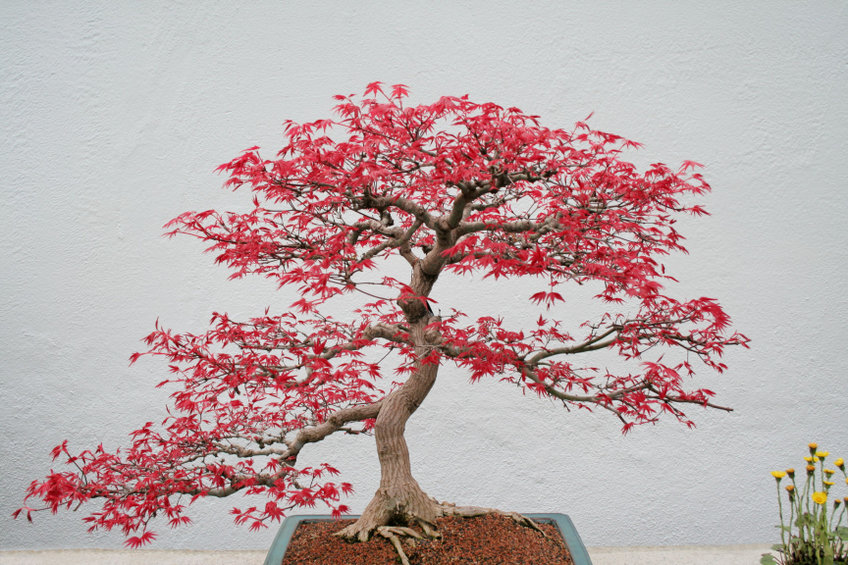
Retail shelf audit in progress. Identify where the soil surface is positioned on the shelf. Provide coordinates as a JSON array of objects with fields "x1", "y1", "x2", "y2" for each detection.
[{"x1": 280, "y1": 512, "x2": 575, "y2": 564}]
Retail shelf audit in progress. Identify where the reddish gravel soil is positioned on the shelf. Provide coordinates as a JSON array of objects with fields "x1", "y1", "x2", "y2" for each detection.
[{"x1": 280, "y1": 512, "x2": 575, "y2": 564}]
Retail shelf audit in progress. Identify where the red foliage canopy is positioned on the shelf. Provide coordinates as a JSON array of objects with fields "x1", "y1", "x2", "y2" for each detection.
[{"x1": 18, "y1": 83, "x2": 747, "y2": 545}]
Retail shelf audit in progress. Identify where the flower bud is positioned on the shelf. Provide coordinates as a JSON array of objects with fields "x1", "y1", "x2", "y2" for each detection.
[{"x1": 835, "y1": 458, "x2": 845, "y2": 470}]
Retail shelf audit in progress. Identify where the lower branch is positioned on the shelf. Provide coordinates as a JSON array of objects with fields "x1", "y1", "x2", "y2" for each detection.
[{"x1": 285, "y1": 400, "x2": 383, "y2": 455}]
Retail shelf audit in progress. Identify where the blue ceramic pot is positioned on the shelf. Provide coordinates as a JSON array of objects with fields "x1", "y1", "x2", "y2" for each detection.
[{"x1": 264, "y1": 512, "x2": 592, "y2": 564}]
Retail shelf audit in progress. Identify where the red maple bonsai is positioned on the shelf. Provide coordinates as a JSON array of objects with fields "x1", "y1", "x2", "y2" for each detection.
[{"x1": 18, "y1": 83, "x2": 748, "y2": 548}]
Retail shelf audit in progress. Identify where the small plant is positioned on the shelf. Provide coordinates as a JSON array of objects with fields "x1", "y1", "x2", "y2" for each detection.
[{"x1": 761, "y1": 443, "x2": 848, "y2": 565}]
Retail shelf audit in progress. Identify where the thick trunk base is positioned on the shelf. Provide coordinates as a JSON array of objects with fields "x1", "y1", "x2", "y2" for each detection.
[{"x1": 335, "y1": 483, "x2": 438, "y2": 542}]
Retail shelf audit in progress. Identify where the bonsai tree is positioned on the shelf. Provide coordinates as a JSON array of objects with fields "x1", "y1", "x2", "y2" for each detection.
[{"x1": 18, "y1": 83, "x2": 748, "y2": 549}]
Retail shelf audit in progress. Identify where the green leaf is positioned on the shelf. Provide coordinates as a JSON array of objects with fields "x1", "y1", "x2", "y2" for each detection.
[
  {"x1": 760, "y1": 553, "x2": 779, "y2": 565},
  {"x1": 836, "y1": 526, "x2": 848, "y2": 541}
]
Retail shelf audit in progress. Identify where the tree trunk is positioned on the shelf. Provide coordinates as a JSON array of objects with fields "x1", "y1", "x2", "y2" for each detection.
[{"x1": 337, "y1": 319, "x2": 440, "y2": 541}]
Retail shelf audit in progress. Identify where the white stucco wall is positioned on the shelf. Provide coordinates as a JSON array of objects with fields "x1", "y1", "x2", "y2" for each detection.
[{"x1": 2, "y1": 0, "x2": 846, "y2": 552}]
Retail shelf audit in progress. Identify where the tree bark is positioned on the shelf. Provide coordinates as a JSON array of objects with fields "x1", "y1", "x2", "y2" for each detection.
[{"x1": 337, "y1": 318, "x2": 440, "y2": 541}]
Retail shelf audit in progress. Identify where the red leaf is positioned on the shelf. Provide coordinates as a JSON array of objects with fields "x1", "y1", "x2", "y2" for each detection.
[
  {"x1": 124, "y1": 531, "x2": 157, "y2": 548},
  {"x1": 390, "y1": 84, "x2": 410, "y2": 99},
  {"x1": 529, "y1": 291, "x2": 564, "y2": 308},
  {"x1": 364, "y1": 81, "x2": 383, "y2": 97}
]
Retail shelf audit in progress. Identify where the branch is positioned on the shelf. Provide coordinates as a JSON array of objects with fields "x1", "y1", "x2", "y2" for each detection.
[
  {"x1": 359, "y1": 219, "x2": 424, "y2": 267},
  {"x1": 368, "y1": 193, "x2": 439, "y2": 231},
  {"x1": 527, "y1": 326, "x2": 619, "y2": 364},
  {"x1": 284, "y1": 400, "x2": 383, "y2": 458}
]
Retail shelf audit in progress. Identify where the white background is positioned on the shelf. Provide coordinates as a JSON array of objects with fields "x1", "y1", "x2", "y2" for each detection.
[{"x1": 2, "y1": 1, "x2": 846, "y2": 551}]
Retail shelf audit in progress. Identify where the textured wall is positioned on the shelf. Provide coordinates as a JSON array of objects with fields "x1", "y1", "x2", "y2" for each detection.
[{"x1": 2, "y1": 1, "x2": 846, "y2": 551}]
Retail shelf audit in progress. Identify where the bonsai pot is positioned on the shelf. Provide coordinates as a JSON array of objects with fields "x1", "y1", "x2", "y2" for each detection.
[{"x1": 264, "y1": 512, "x2": 593, "y2": 565}]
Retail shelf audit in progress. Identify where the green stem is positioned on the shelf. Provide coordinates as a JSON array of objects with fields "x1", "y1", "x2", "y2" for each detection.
[{"x1": 777, "y1": 481, "x2": 787, "y2": 551}]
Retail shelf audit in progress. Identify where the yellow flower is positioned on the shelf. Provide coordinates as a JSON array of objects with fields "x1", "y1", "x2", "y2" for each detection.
[
  {"x1": 771, "y1": 470, "x2": 786, "y2": 480},
  {"x1": 812, "y1": 492, "x2": 827, "y2": 505},
  {"x1": 785, "y1": 485, "x2": 795, "y2": 498},
  {"x1": 816, "y1": 451, "x2": 829, "y2": 460},
  {"x1": 836, "y1": 458, "x2": 845, "y2": 469},
  {"x1": 809, "y1": 443, "x2": 818, "y2": 450},
  {"x1": 825, "y1": 469, "x2": 835, "y2": 476},
  {"x1": 786, "y1": 468, "x2": 795, "y2": 477},
  {"x1": 824, "y1": 481, "x2": 835, "y2": 487},
  {"x1": 804, "y1": 456, "x2": 814, "y2": 463},
  {"x1": 807, "y1": 465, "x2": 816, "y2": 474}
]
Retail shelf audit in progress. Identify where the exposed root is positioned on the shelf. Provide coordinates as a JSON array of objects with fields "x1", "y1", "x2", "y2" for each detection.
[
  {"x1": 417, "y1": 517, "x2": 439, "y2": 538},
  {"x1": 338, "y1": 518, "x2": 439, "y2": 565},
  {"x1": 436, "y1": 500, "x2": 548, "y2": 537},
  {"x1": 335, "y1": 500, "x2": 545, "y2": 564},
  {"x1": 376, "y1": 525, "x2": 422, "y2": 565},
  {"x1": 335, "y1": 520, "x2": 376, "y2": 542}
]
